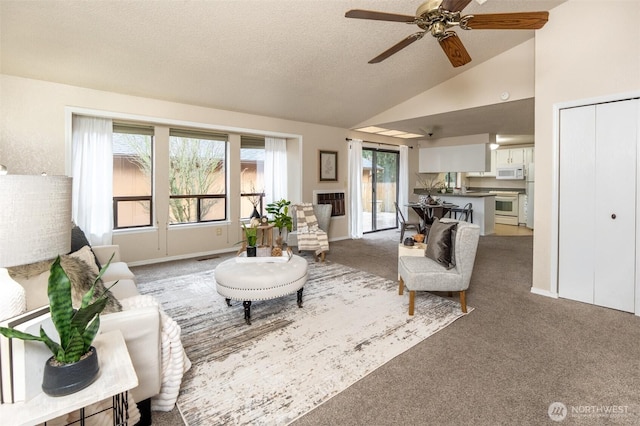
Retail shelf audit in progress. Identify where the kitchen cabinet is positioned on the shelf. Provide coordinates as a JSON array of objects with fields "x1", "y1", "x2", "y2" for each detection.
[
  {"x1": 419, "y1": 143, "x2": 489, "y2": 173},
  {"x1": 467, "y1": 150, "x2": 497, "y2": 177},
  {"x1": 496, "y1": 147, "x2": 533, "y2": 166},
  {"x1": 558, "y1": 98, "x2": 638, "y2": 314}
]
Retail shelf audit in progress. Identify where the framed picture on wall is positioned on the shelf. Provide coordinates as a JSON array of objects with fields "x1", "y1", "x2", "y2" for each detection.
[{"x1": 319, "y1": 150, "x2": 338, "y2": 182}]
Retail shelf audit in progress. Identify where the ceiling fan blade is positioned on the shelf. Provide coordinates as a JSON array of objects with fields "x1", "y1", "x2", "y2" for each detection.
[
  {"x1": 345, "y1": 9, "x2": 416, "y2": 23},
  {"x1": 439, "y1": 33, "x2": 472, "y2": 67},
  {"x1": 369, "y1": 33, "x2": 424, "y2": 64},
  {"x1": 441, "y1": 0, "x2": 472, "y2": 12},
  {"x1": 465, "y1": 12, "x2": 549, "y2": 30}
]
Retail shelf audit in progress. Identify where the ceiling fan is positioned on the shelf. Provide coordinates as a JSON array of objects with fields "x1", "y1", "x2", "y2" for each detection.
[{"x1": 345, "y1": 0, "x2": 549, "y2": 67}]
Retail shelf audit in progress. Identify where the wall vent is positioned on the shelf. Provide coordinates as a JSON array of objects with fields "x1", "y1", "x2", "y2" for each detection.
[{"x1": 314, "y1": 191, "x2": 345, "y2": 217}]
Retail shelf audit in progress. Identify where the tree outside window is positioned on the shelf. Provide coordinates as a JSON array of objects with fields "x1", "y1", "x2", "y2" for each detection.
[
  {"x1": 169, "y1": 131, "x2": 227, "y2": 224},
  {"x1": 112, "y1": 125, "x2": 153, "y2": 229}
]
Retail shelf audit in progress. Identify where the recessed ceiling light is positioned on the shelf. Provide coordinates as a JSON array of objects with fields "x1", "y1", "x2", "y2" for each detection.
[
  {"x1": 395, "y1": 133, "x2": 423, "y2": 139},
  {"x1": 355, "y1": 126, "x2": 388, "y2": 133},
  {"x1": 378, "y1": 130, "x2": 405, "y2": 136}
]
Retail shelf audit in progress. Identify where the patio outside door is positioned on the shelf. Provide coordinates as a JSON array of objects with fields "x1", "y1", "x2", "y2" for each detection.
[{"x1": 362, "y1": 148, "x2": 398, "y2": 233}]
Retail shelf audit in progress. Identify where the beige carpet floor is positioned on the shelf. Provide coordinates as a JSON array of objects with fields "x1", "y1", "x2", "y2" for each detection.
[{"x1": 133, "y1": 229, "x2": 640, "y2": 425}]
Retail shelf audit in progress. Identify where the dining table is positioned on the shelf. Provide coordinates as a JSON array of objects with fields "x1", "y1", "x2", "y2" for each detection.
[{"x1": 406, "y1": 202, "x2": 458, "y2": 234}]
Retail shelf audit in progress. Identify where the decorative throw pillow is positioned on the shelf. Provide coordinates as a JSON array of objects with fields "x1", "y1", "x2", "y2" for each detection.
[
  {"x1": 450, "y1": 227, "x2": 457, "y2": 268},
  {"x1": 70, "y1": 225, "x2": 102, "y2": 270},
  {"x1": 59, "y1": 255, "x2": 122, "y2": 313},
  {"x1": 425, "y1": 218, "x2": 457, "y2": 269},
  {"x1": 8, "y1": 256, "x2": 122, "y2": 314},
  {"x1": 68, "y1": 245, "x2": 100, "y2": 276}
]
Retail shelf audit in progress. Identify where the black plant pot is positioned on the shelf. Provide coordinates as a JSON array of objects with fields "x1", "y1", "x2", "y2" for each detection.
[
  {"x1": 246, "y1": 246, "x2": 257, "y2": 257},
  {"x1": 42, "y1": 346, "x2": 100, "y2": 397},
  {"x1": 250, "y1": 206, "x2": 261, "y2": 219}
]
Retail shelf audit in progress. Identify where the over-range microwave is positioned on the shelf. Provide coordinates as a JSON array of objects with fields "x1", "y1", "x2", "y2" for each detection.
[{"x1": 496, "y1": 164, "x2": 525, "y2": 180}]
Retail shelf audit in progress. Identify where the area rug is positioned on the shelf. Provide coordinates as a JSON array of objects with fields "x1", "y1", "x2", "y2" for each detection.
[{"x1": 137, "y1": 259, "x2": 472, "y2": 425}]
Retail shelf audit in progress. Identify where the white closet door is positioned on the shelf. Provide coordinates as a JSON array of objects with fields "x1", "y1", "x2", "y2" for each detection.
[
  {"x1": 558, "y1": 106, "x2": 597, "y2": 304},
  {"x1": 559, "y1": 99, "x2": 638, "y2": 313},
  {"x1": 593, "y1": 100, "x2": 637, "y2": 312}
]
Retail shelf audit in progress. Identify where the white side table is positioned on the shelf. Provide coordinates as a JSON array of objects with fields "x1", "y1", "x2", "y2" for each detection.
[
  {"x1": 398, "y1": 243, "x2": 427, "y2": 279},
  {"x1": 0, "y1": 330, "x2": 138, "y2": 426}
]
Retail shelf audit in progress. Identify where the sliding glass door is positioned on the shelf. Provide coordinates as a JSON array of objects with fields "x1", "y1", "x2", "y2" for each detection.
[{"x1": 362, "y1": 148, "x2": 398, "y2": 233}]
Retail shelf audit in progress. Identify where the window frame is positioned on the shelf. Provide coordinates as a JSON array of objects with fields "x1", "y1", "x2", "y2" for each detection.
[
  {"x1": 112, "y1": 122, "x2": 155, "y2": 230},
  {"x1": 168, "y1": 128, "x2": 229, "y2": 225}
]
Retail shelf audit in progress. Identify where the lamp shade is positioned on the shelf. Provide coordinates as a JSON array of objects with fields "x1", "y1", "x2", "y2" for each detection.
[{"x1": 0, "y1": 175, "x2": 72, "y2": 268}]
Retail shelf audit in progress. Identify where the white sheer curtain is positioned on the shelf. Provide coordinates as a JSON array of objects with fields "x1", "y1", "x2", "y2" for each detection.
[
  {"x1": 264, "y1": 137, "x2": 287, "y2": 205},
  {"x1": 348, "y1": 139, "x2": 363, "y2": 239},
  {"x1": 398, "y1": 145, "x2": 409, "y2": 225},
  {"x1": 71, "y1": 115, "x2": 114, "y2": 245}
]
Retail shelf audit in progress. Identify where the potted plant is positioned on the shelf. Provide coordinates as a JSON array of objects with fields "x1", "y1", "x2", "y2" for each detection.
[
  {"x1": 242, "y1": 218, "x2": 260, "y2": 257},
  {"x1": 415, "y1": 173, "x2": 445, "y2": 196},
  {"x1": 0, "y1": 255, "x2": 116, "y2": 397},
  {"x1": 266, "y1": 199, "x2": 292, "y2": 247}
]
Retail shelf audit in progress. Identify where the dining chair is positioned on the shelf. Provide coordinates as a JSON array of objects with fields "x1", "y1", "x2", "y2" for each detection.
[
  {"x1": 457, "y1": 202, "x2": 473, "y2": 222},
  {"x1": 394, "y1": 202, "x2": 421, "y2": 243},
  {"x1": 448, "y1": 202, "x2": 473, "y2": 222}
]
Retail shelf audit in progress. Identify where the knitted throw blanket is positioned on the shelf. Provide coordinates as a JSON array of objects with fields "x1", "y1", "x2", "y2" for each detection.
[{"x1": 295, "y1": 203, "x2": 329, "y2": 255}]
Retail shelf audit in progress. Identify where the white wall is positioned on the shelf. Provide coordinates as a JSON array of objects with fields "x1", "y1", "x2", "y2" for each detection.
[
  {"x1": 0, "y1": 74, "x2": 401, "y2": 263},
  {"x1": 533, "y1": 0, "x2": 640, "y2": 294},
  {"x1": 356, "y1": 38, "x2": 536, "y2": 127}
]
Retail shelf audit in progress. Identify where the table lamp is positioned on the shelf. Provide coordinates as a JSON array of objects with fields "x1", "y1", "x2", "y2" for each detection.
[{"x1": 0, "y1": 175, "x2": 72, "y2": 321}]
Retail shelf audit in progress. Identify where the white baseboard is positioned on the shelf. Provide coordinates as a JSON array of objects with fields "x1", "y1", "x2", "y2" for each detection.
[{"x1": 530, "y1": 287, "x2": 558, "y2": 299}]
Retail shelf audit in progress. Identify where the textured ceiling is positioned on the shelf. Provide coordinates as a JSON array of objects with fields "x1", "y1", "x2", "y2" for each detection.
[{"x1": 0, "y1": 0, "x2": 564, "y2": 135}]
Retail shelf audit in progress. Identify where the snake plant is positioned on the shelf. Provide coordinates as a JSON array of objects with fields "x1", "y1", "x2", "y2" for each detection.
[{"x1": 0, "y1": 254, "x2": 116, "y2": 364}]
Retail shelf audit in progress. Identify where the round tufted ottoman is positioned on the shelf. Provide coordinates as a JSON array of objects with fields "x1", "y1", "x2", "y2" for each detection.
[{"x1": 214, "y1": 254, "x2": 308, "y2": 325}]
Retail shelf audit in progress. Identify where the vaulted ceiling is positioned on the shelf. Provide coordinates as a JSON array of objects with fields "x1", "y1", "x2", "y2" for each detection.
[{"x1": 0, "y1": 0, "x2": 565, "y2": 138}]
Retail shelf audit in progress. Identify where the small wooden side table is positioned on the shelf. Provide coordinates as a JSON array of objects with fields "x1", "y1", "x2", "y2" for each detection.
[
  {"x1": 257, "y1": 224, "x2": 274, "y2": 247},
  {"x1": 0, "y1": 330, "x2": 138, "y2": 426}
]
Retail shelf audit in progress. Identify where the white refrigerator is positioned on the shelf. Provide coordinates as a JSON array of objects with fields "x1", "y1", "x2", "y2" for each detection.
[{"x1": 526, "y1": 163, "x2": 534, "y2": 229}]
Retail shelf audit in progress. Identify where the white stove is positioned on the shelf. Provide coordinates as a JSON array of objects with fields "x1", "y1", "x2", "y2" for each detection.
[{"x1": 489, "y1": 191, "x2": 520, "y2": 225}]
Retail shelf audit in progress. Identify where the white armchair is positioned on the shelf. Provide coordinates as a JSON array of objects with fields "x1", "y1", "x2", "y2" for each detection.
[
  {"x1": 11, "y1": 244, "x2": 162, "y2": 419},
  {"x1": 91, "y1": 245, "x2": 162, "y2": 404},
  {"x1": 398, "y1": 219, "x2": 480, "y2": 315}
]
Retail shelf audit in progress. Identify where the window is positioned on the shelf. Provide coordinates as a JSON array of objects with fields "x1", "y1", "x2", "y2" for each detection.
[
  {"x1": 240, "y1": 136, "x2": 265, "y2": 218},
  {"x1": 169, "y1": 129, "x2": 227, "y2": 224},
  {"x1": 444, "y1": 172, "x2": 458, "y2": 189},
  {"x1": 112, "y1": 123, "x2": 154, "y2": 229}
]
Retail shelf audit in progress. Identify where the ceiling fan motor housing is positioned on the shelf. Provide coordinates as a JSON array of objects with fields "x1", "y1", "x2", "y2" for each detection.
[
  {"x1": 416, "y1": 0, "x2": 465, "y2": 38},
  {"x1": 416, "y1": 0, "x2": 443, "y2": 21}
]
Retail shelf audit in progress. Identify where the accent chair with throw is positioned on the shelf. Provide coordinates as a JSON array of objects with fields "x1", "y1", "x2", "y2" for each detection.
[
  {"x1": 287, "y1": 203, "x2": 331, "y2": 261},
  {"x1": 398, "y1": 218, "x2": 480, "y2": 315}
]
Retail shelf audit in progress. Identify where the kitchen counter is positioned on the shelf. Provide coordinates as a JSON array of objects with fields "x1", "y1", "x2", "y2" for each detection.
[
  {"x1": 413, "y1": 189, "x2": 496, "y2": 198},
  {"x1": 411, "y1": 191, "x2": 496, "y2": 236}
]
